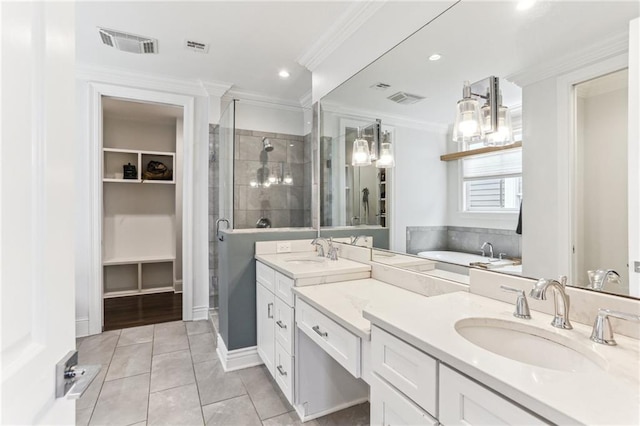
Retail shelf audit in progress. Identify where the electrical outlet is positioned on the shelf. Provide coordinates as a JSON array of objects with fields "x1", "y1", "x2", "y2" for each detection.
[
  {"x1": 634, "y1": 261, "x2": 640, "y2": 273},
  {"x1": 276, "y1": 241, "x2": 291, "y2": 253}
]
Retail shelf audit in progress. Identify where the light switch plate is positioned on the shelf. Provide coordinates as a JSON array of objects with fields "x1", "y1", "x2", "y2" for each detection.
[
  {"x1": 276, "y1": 242, "x2": 291, "y2": 253},
  {"x1": 634, "y1": 261, "x2": 640, "y2": 273}
]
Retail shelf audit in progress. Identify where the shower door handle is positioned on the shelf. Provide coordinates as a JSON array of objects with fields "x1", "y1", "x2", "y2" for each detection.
[{"x1": 215, "y1": 218, "x2": 229, "y2": 241}]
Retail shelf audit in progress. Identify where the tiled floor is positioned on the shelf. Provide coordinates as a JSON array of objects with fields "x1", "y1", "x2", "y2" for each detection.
[{"x1": 76, "y1": 313, "x2": 370, "y2": 425}]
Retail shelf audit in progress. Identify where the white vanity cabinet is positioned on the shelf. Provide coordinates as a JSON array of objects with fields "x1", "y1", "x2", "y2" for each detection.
[
  {"x1": 255, "y1": 261, "x2": 295, "y2": 403},
  {"x1": 370, "y1": 325, "x2": 546, "y2": 426}
]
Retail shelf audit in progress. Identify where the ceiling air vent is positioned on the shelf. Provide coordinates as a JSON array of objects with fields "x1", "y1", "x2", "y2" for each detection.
[
  {"x1": 387, "y1": 91, "x2": 426, "y2": 105},
  {"x1": 370, "y1": 82, "x2": 391, "y2": 91},
  {"x1": 98, "y1": 28, "x2": 158, "y2": 54},
  {"x1": 184, "y1": 39, "x2": 210, "y2": 53}
]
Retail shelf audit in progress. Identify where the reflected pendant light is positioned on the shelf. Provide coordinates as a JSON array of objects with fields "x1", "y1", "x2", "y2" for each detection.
[
  {"x1": 484, "y1": 91, "x2": 513, "y2": 146},
  {"x1": 376, "y1": 131, "x2": 395, "y2": 168},
  {"x1": 453, "y1": 80, "x2": 482, "y2": 143},
  {"x1": 352, "y1": 128, "x2": 371, "y2": 166}
]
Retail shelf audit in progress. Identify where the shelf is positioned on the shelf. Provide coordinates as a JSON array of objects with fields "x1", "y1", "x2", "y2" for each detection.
[
  {"x1": 104, "y1": 255, "x2": 175, "y2": 266},
  {"x1": 103, "y1": 178, "x2": 142, "y2": 184},
  {"x1": 103, "y1": 179, "x2": 175, "y2": 184},
  {"x1": 103, "y1": 286, "x2": 174, "y2": 299},
  {"x1": 440, "y1": 141, "x2": 522, "y2": 161}
]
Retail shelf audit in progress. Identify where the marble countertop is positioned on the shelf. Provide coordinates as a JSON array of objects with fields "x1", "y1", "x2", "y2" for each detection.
[
  {"x1": 255, "y1": 252, "x2": 371, "y2": 280},
  {"x1": 363, "y1": 291, "x2": 640, "y2": 425},
  {"x1": 293, "y1": 279, "x2": 422, "y2": 340}
]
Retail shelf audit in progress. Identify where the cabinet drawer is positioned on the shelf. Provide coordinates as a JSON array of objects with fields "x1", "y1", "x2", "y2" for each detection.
[
  {"x1": 439, "y1": 365, "x2": 546, "y2": 426},
  {"x1": 256, "y1": 261, "x2": 275, "y2": 292},
  {"x1": 296, "y1": 298, "x2": 361, "y2": 377},
  {"x1": 274, "y1": 342, "x2": 294, "y2": 404},
  {"x1": 371, "y1": 374, "x2": 437, "y2": 426},
  {"x1": 275, "y1": 272, "x2": 294, "y2": 306},
  {"x1": 274, "y1": 297, "x2": 294, "y2": 354},
  {"x1": 371, "y1": 326, "x2": 437, "y2": 416}
]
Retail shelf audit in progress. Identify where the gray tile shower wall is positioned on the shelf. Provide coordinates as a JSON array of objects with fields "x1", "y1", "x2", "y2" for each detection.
[
  {"x1": 209, "y1": 124, "x2": 220, "y2": 308},
  {"x1": 233, "y1": 129, "x2": 311, "y2": 229},
  {"x1": 407, "y1": 226, "x2": 522, "y2": 259}
]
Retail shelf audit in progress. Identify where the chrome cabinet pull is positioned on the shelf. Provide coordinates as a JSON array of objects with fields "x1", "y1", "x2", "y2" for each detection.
[
  {"x1": 276, "y1": 320, "x2": 287, "y2": 329},
  {"x1": 277, "y1": 365, "x2": 287, "y2": 376},
  {"x1": 267, "y1": 303, "x2": 273, "y2": 319},
  {"x1": 312, "y1": 325, "x2": 328, "y2": 338}
]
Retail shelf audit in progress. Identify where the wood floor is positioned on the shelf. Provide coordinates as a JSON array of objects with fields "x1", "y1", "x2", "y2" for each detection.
[{"x1": 103, "y1": 292, "x2": 182, "y2": 331}]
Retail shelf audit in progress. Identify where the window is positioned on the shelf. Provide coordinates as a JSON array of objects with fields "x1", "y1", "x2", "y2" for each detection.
[{"x1": 462, "y1": 148, "x2": 522, "y2": 212}]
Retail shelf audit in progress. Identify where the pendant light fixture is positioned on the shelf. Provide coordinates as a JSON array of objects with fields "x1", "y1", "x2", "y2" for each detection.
[
  {"x1": 482, "y1": 91, "x2": 513, "y2": 146},
  {"x1": 376, "y1": 131, "x2": 395, "y2": 168},
  {"x1": 352, "y1": 127, "x2": 371, "y2": 167},
  {"x1": 453, "y1": 80, "x2": 482, "y2": 144}
]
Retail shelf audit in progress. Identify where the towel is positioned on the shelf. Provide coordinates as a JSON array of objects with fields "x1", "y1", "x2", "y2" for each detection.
[{"x1": 516, "y1": 201, "x2": 522, "y2": 235}]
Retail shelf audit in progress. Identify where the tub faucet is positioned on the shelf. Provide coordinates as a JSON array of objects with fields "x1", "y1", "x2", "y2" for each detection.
[
  {"x1": 480, "y1": 242, "x2": 494, "y2": 259},
  {"x1": 350, "y1": 235, "x2": 368, "y2": 246},
  {"x1": 311, "y1": 238, "x2": 328, "y2": 257},
  {"x1": 529, "y1": 276, "x2": 573, "y2": 329}
]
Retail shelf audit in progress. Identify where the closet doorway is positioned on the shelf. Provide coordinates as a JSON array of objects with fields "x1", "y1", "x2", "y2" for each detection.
[{"x1": 101, "y1": 97, "x2": 184, "y2": 330}]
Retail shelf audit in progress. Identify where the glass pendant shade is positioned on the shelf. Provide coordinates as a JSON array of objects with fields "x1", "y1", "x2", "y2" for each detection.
[
  {"x1": 283, "y1": 173, "x2": 293, "y2": 185},
  {"x1": 486, "y1": 105, "x2": 513, "y2": 146},
  {"x1": 453, "y1": 81, "x2": 482, "y2": 143},
  {"x1": 376, "y1": 142, "x2": 395, "y2": 168},
  {"x1": 352, "y1": 138, "x2": 371, "y2": 166}
]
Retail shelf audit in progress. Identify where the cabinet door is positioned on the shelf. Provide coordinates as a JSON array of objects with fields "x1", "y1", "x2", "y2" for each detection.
[
  {"x1": 256, "y1": 282, "x2": 276, "y2": 377},
  {"x1": 371, "y1": 374, "x2": 437, "y2": 426},
  {"x1": 439, "y1": 365, "x2": 546, "y2": 426}
]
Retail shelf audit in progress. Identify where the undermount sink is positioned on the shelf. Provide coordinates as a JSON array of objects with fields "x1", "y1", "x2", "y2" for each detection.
[{"x1": 455, "y1": 318, "x2": 607, "y2": 373}]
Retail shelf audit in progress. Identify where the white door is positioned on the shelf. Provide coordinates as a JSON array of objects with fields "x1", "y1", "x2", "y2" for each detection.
[
  {"x1": 1, "y1": 2, "x2": 77, "y2": 424},
  {"x1": 628, "y1": 17, "x2": 640, "y2": 297},
  {"x1": 256, "y1": 282, "x2": 275, "y2": 376}
]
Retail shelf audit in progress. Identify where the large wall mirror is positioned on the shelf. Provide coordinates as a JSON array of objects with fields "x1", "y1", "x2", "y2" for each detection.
[{"x1": 318, "y1": 1, "x2": 639, "y2": 298}]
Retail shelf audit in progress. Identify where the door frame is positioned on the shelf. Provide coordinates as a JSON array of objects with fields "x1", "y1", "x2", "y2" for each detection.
[
  {"x1": 87, "y1": 83, "x2": 195, "y2": 334},
  {"x1": 556, "y1": 54, "x2": 628, "y2": 284}
]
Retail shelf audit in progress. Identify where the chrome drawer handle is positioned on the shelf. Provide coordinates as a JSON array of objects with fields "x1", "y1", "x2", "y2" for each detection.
[
  {"x1": 276, "y1": 320, "x2": 287, "y2": 329},
  {"x1": 312, "y1": 325, "x2": 328, "y2": 338},
  {"x1": 267, "y1": 303, "x2": 273, "y2": 319},
  {"x1": 277, "y1": 365, "x2": 287, "y2": 376}
]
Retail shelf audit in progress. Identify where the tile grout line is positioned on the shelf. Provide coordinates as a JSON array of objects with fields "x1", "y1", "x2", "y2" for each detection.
[
  {"x1": 185, "y1": 322, "x2": 208, "y2": 425},
  {"x1": 86, "y1": 330, "x2": 121, "y2": 426},
  {"x1": 146, "y1": 323, "x2": 156, "y2": 425},
  {"x1": 237, "y1": 366, "x2": 268, "y2": 423}
]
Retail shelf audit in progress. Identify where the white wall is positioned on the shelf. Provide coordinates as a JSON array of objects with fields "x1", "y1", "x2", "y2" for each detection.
[
  {"x1": 391, "y1": 126, "x2": 448, "y2": 251},
  {"x1": 232, "y1": 100, "x2": 306, "y2": 136}
]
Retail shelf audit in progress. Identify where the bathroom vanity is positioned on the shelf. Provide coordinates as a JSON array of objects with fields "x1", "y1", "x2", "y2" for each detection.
[{"x1": 252, "y1": 239, "x2": 640, "y2": 425}]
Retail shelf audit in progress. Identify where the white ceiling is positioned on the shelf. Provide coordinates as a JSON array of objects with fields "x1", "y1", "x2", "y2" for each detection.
[
  {"x1": 76, "y1": 1, "x2": 355, "y2": 103},
  {"x1": 322, "y1": 1, "x2": 639, "y2": 126}
]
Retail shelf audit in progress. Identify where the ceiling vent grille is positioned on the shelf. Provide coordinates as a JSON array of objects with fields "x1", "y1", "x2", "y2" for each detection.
[
  {"x1": 184, "y1": 40, "x2": 210, "y2": 53},
  {"x1": 98, "y1": 28, "x2": 158, "y2": 54},
  {"x1": 387, "y1": 91, "x2": 425, "y2": 105},
  {"x1": 370, "y1": 82, "x2": 391, "y2": 91}
]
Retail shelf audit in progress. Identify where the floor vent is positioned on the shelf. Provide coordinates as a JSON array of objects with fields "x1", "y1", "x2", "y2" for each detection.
[
  {"x1": 387, "y1": 91, "x2": 425, "y2": 105},
  {"x1": 98, "y1": 28, "x2": 158, "y2": 54},
  {"x1": 185, "y1": 39, "x2": 210, "y2": 53}
]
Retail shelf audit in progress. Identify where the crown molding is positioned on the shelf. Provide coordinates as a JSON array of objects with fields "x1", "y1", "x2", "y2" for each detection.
[
  {"x1": 76, "y1": 63, "x2": 209, "y2": 97},
  {"x1": 225, "y1": 89, "x2": 306, "y2": 113},
  {"x1": 299, "y1": 91, "x2": 312, "y2": 109},
  {"x1": 507, "y1": 31, "x2": 629, "y2": 87},
  {"x1": 296, "y1": 1, "x2": 386, "y2": 72},
  {"x1": 200, "y1": 80, "x2": 234, "y2": 98},
  {"x1": 321, "y1": 100, "x2": 448, "y2": 133}
]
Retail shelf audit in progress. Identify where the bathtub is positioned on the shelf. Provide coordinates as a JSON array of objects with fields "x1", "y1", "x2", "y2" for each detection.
[{"x1": 417, "y1": 250, "x2": 522, "y2": 275}]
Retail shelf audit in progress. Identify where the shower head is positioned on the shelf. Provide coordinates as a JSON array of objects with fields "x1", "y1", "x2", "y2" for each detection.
[{"x1": 262, "y1": 137, "x2": 274, "y2": 152}]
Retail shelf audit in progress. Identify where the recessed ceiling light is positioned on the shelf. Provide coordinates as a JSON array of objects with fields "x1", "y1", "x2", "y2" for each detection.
[
  {"x1": 428, "y1": 53, "x2": 442, "y2": 61},
  {"x1": 516, "y1": 0, "x2": 536, "y2": 11},
  {"x1": 279, "y1": 70, "x2": 290, "y2": 78}
]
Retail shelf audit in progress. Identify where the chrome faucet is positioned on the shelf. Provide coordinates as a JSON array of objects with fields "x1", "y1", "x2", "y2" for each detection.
[
  {"x1": 480, "y1": 242, "x2": 494, "y2": 259},
  {"x1": 588, "y1": 269, "x2": 621, "y2": 291},
  {"x1": 310, "y1": 238, "x2": 328, "y2": 257},
  {"x1": 529, "y1": 276, "x2": 573, "y2": 329},
  {"x1": 326, "y1": 237, "x2": 339, "y2": 261},
  {"x1": 350, "y1": 235, "x2": 368, "y2": 246},
  {"x1": 590, "y1": 308, "x2": 640, "y2": 345}
]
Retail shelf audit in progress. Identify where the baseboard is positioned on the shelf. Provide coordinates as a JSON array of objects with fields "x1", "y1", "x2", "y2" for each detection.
[
  {"x1": 294, "y1": 396, "x2": 370, "y2": 422},
  {"x1": 192, "y1": 305, "x2": 209, "y2": 321},
  {"x1": 216, "y1": 333, "x2": 263, "y2": 372},
  {"x1": 76, "y1": 318, "x2": 89, "y2": 338}
]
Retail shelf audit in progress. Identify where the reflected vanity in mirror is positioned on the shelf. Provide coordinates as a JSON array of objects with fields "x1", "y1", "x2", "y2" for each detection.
[{"x1": 317, "y1": 1, "x2": 640, "y2": 298}]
